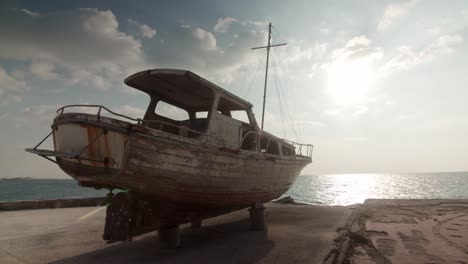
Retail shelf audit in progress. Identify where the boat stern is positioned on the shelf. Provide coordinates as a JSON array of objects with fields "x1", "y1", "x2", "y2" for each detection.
[
  {"x1": 27, "y1": 112, "x2": 130, "y2": 187},
  {"x1": 57, "y1": 121, "x2": 128, "y2": 180}
]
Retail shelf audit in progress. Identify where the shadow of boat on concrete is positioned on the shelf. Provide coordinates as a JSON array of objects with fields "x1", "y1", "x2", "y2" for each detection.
[{"x1": 52, "y1": 217, "x2": 274, "y2": 264}]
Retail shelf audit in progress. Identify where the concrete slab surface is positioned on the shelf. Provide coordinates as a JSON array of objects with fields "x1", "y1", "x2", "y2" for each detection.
[
  {"x1": 0, "y1": 203, "x2": 352, "y2": 264},
  {"x1": 349, "y1": 199, "x2": 468, "y2": 264}
]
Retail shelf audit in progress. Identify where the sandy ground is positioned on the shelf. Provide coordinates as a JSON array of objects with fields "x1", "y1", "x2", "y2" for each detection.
[
  {"x1": 0, "y1": 203, "x2": 352, "y2": 264},
  {"x1": 349, "y1": 199, "x2": 468, "y2": 264}
]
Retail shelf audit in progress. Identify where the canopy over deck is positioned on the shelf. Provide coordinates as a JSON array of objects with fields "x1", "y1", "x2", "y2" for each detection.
[{"x1": 124, "y1": 69, "x2": 253, "y2": 112}]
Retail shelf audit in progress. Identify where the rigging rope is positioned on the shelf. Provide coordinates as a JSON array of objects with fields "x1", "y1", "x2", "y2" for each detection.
[
  {"x1": 242, "y1": 51, "x2": 267, "y2": 98},
  {"x1": 270, "y1": 51, "x2": 303, "y2": 143},
  {"x1": 271, "y1": 62, "x2": 287, "y2": 138},
  {"x1": 239, "y1": 26, "x2": 270, "y2": 98}
]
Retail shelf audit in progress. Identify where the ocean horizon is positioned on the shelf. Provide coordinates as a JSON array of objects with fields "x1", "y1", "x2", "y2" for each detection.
[{"x1": 1, "y1": 172, "x2": 467, "y2": 205}]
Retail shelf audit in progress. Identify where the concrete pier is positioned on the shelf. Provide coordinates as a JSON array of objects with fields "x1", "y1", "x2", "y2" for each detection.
[
  {"x1": 0, "y1": 202, "x2": 351, "y2": 264},
  {"x1": 3, "y1": 199, "x2": 466, "y2": 263}
]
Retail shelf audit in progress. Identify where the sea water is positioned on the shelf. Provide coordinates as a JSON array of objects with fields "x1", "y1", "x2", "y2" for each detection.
[
  {"x1": 0, "y1": 178, "x2": 107, "y2": 202},
  {"x1": 287, "y1": 172, "x2": 468, "y2": 205},
  {"x1": 1, "y1": 172, "x2": 467, "y2": 205}
]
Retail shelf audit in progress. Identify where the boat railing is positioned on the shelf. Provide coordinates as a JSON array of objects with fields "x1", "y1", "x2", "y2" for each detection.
[
  {"x1": 139, "y1": 119, "x2": 205, "y2": 137},
  {"x1": 56, "y1": 105, "x2": 312, "y2": 156},
  {"x1": 241, "y1": 130, "x2": 313, "y2": 158},
  {"x1": 283, "y1": 139, "x2": 313, "y2": 159},
  {"x1": 56, "y1": 105, "x2": 239, "y2": 145},
  {"x1": 57, "y1": 104, "x2": 144, "y2": 124}
]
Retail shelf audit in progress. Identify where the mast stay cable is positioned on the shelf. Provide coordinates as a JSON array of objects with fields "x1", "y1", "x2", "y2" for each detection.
[
  {"x1": 271, "y1": 51, "x2": 303, "y2": 143},
  {"x1": 240, "y1": 26, "x2": 270, "y2": 98},
  {"x1": 242, "y1": 51, "x2": 267, "y2": 98}
]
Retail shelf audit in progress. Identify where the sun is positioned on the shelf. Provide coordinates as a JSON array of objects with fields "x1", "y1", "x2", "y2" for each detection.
[{"x1": 327, "y1": 58, "x2": 373, "y2": 105}]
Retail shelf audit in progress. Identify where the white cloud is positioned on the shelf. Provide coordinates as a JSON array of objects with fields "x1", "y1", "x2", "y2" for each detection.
[
  {"x1": 21, "y1": 9, "x2": 38, "y2": 16},
  {"x1": 344, "y1": 137, "x2": 367, "y2": 142},
  {"x1": 0, "y1": 67, "x2": 28, "y2": 105},
  {"x1": 319, "y1": 27, "x2": 331, "y2": 34},
  {"x1": 192, "y1": 27, "x2": 217, "y2": 50},
  {"x1": 325, "y1": 36, "x2": 383, "y2": 106},
  {"x1": 128, "y1": 19, "x2": 156, "y2": 39},
  {"x1": 330, "y1": 36, "x2": 383, "y2": 62},
  {"x1": 0, "y1": 8, "x2": 147, "y2": 90},
  {"x1": 378, "y1": 0, "x2": 419, "y2": 31},
  {"x1": 214, "y1": 17, "x2": 268, "y2": 33},
  {"x1": 320, "y1": 35, "x2": 392, "y2": 119},
  {"x1": 426, "y1": 27, "x2": 441, "y2": 36},
  {"x1": 352, "y1": 105, "x2": 369, "y2": 116},
  {"x1": 116, "y1": 105, "x2": 145, "y2": 118},
  {"x1": 345, "y1": 35, "x2": 371, "y2": 49},
  {"x1": 140, "y1": 24, "x2": 157, "y2": 38},
  {"x1": 379, "y1": 34, "x2": 463, "y2": 77},
  {"x1": 13, "y1": 104, "x2": 59, "y2": 126},
  {"x1": 296, "y1": 120, "x2": 327, "y2": 128},
  {"x1": 145, "y1": 24, "x2": 267, "y2": 84},
  {"x1": 214, "y1": 17, "x2": 238, "y2": 32},
  {"x1": 30, "y1": 61, "x2": 60, "y2": 80},
  {"x1": 265, "y1": 40, "x2": 328, "y2": 81}
]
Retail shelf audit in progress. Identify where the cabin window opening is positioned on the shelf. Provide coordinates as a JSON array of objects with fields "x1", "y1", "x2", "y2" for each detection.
[
  {"x1": 188, "y1": 111, "x2": 210, "y2": 135},
  {"x1": 195, "y1": 111, "x2": 208, "y2": 118},
  {"x1": 217, "y1": 98, "x2": 256, "y2": 151},
  {"x1": 148, "y1": 101, "x2": 190, "y2": 136},
  {"x1": 217, "y1": 97, "x2": 245, "y2": 118},
  {"x1": 155, "y1": 101, "x2": 189, "y2": 121},
  {"x1": 241, "y1": 132, "x2": 257, "y2": 151},
  {"x1": 268, "y1": 141, "x2": 280, "y2": 155},
  {"x1": 282, "y1": 145, "x2": 295, "y2": 156},
  {"x1": 231, "y1": 110, "x2": 250, "y2": 124},
  {"x1": 260, "y1": 136, "x2": 280, "y2": 155}
]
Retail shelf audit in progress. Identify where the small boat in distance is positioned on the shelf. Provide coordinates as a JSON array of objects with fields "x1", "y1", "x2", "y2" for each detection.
[{"x1": 26, "y1": 23, "x2": 313, "y2": 244}]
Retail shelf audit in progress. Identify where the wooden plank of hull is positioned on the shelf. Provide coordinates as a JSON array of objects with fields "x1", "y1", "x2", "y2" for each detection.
[{"x1": 115, "y1": 133, "x2": 306, "y2": 207}]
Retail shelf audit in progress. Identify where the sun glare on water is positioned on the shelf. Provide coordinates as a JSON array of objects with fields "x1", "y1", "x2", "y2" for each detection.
[{"x1": 327, "y1": 58, "x2": 374, "y2": 105}]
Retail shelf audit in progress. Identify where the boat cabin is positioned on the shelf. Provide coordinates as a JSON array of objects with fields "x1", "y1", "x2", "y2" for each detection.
[{"x1": 124, "y1": 69, "x2": 297, "y2": 156}]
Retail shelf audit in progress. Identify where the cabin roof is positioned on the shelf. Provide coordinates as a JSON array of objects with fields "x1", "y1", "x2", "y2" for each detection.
[{"x1": 124, "y1": 69, "x2": 253, "y2": 112}]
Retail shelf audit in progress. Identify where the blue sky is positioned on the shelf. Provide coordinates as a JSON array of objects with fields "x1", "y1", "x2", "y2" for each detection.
[{"x1": 1, "y1": 0, "x2": 468, "y2": 178}]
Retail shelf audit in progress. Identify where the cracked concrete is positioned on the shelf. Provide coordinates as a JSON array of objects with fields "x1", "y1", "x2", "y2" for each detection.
[{"x1": 348, "y1": 200, "x2": 468, "y2": 264}]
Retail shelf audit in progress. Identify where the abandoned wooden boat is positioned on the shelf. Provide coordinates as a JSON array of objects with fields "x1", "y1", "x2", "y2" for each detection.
[{"x1": 26, "y1": 24, "x2": 312, "y2": 244}]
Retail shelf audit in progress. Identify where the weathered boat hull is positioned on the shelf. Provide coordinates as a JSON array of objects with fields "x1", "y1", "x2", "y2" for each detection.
[{"x1": 54, "y1": 113, "x2": 309, "y2": 209}]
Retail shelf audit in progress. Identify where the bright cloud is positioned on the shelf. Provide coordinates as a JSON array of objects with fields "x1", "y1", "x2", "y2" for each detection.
[
  {"x1": 378, "y1": 0, "x2": 419, "y2": 31},
  {"x1": 1, "y1": 2, "x2": 468, "y2": 176},
  {"x1": 29, "y1": 61, "x2": 60, "y2": 80},
  {"x1": 0, "y1": 67, "x2": 28, "y2": 105},
  {"x1": 192, "y1": 27, "x2": 217, "y2": 50},
  {"x1": 379, "y1": 34, "x2": 463, "y2": 77},
  {"x1": 214, "y1": 17, "x2": 238, "y2": 32},
  {"x1": 128, "y1": 19, "x2": 157, "y2": 38},
  {"x1": 0, "y1": 8, "x2": 146, "y2": 90},
  {"x1": 145, "y1": 23, "x2": 267, "y2": 84},
  {"x1": 116, "y1": 105, "x2": 146, "y2": 118},
  {"x1": 326, "y1": 36, "x2": 383, "y2": 106}
]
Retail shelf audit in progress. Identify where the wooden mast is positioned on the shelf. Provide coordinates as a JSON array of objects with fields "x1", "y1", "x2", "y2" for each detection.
[{"x1": 251, "y1": 22, "x2": 287, "y2": 130}]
